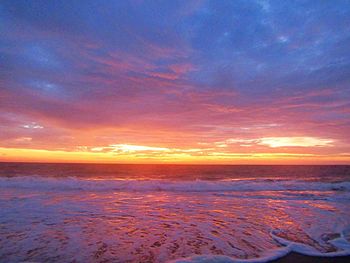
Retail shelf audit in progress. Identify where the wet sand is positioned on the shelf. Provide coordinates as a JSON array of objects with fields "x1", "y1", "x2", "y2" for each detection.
[{"x1": 271, "y1": 252, "x2": 350, "y2": 263}]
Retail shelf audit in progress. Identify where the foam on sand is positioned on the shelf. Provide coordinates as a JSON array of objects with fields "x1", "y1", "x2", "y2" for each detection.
[{"x1": 169, "y1": 228, "x2": 350, "y2": 262}]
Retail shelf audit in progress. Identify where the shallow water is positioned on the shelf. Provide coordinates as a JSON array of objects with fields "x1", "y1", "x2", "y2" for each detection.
[{"x1": 0, "y1": 164, "x2": 350, "y2": 262}]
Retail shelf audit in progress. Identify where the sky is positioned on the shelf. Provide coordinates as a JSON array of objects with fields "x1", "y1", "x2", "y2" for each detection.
[{"x1": 0, "y1": 0, "x2": 350, "y2": 164}]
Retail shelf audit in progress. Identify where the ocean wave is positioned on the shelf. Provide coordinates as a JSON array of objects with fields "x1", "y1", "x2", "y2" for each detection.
[
  {"x1": 169, "y1": 229, "x2": 350, "y2": 263},
  {"x1": 0, "y1": 176, "x2": 350, "y2": 192},
  {"x1": 270, "y1": 229, "x2": 350, "y2": 257}
]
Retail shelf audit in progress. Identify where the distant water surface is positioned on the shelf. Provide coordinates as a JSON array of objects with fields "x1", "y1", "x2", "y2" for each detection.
[{"x1": 0, "y1": 163, "x2": 350, "y2": 262}]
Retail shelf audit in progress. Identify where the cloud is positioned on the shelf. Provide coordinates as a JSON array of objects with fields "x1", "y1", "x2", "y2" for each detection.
[
  {"x1": 107, "y1": 144, "x2": 170, "y2": 153},
  {"x1": 258, "y1": 137, "x2": 334, "y2": 148},
  {"x1": 217, "y1": 136, "x2": 335, "y2": 149},
  {"x1": 14, "y1": 137, "x2": 32, "y2": 142},
  {"x1": 0, "y1": 0, "x2": 349, "y2": 163},
  {"x1": 22, "y1": 122, "x2": 44, "y2": 129}
]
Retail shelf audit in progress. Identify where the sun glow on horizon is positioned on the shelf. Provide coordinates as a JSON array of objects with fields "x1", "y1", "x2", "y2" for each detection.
[
  {"x1": 1, "y1": 135, "x2": 349, "y2": 164},
  {"x1": 258, "y1": 137, "x2": 334, "y2": 148},
  {"x1": 103, "y1": 144, "x2": 170, "y2": 153}
]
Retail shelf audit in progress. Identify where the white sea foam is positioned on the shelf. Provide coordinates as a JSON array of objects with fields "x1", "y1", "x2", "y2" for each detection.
[
  {"x1": 270, "y1": 229, "x2": 350, "y2": 256},
  {"x1": 0, "y1": 176, "x2": 349, "y2": 192},
  {"x1": 169, "y1": 229, "x2": 350, "y2": 262},
  {"x1": 168, "y1": 246, "x2": 291, "y2": 262}
]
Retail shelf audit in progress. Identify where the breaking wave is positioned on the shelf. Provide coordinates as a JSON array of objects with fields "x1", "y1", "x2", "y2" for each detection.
[
  {"x1": 169, "y1": 229, "x2": 350, "y2": 262},
  {"x1": 0, "y1": 176, "x2": 349, "y2": 192}
]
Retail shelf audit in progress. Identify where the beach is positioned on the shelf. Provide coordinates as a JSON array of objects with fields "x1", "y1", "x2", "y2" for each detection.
[
  {"x1": 0, "y1": 164, "x2": 349, "y2": 262},
  {"x1": 272, "y1": 252, "x2": 350, "y2": 263}
]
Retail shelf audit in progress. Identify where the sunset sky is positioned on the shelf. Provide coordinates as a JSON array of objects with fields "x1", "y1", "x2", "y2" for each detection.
[{"x1": 1, "y1": 0, "x2": 350, "y2": 164}]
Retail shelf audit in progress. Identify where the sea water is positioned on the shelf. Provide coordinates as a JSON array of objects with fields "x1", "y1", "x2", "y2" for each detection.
[{"x1": 0, "y1": 163, "x2": 350, "y2": 262}]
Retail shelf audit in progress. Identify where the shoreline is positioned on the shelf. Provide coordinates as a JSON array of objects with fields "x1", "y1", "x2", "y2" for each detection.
[{"x1": 271, "y1": 252, "x2": 350, "y2": 263}]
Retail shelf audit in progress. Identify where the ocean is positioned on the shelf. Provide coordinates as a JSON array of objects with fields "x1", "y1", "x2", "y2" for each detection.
[{"x1": 0, "y1": 163, "x2": 350, "y2": 262}]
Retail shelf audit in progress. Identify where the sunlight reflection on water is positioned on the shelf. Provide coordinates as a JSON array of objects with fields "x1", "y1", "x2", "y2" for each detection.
[{"x1": 1, "y1": 185, "x2": 349, "y2": 262}]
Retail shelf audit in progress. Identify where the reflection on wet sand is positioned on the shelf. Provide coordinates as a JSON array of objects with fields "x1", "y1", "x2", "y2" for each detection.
[{"x1": 1, "y1": 187, "x2": 349, "y2": 262}]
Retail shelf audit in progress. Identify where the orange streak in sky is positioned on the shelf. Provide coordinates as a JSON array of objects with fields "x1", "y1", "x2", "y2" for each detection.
[{"x1": 1, "y1": 147, "x2": 349, "y2": 164}]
